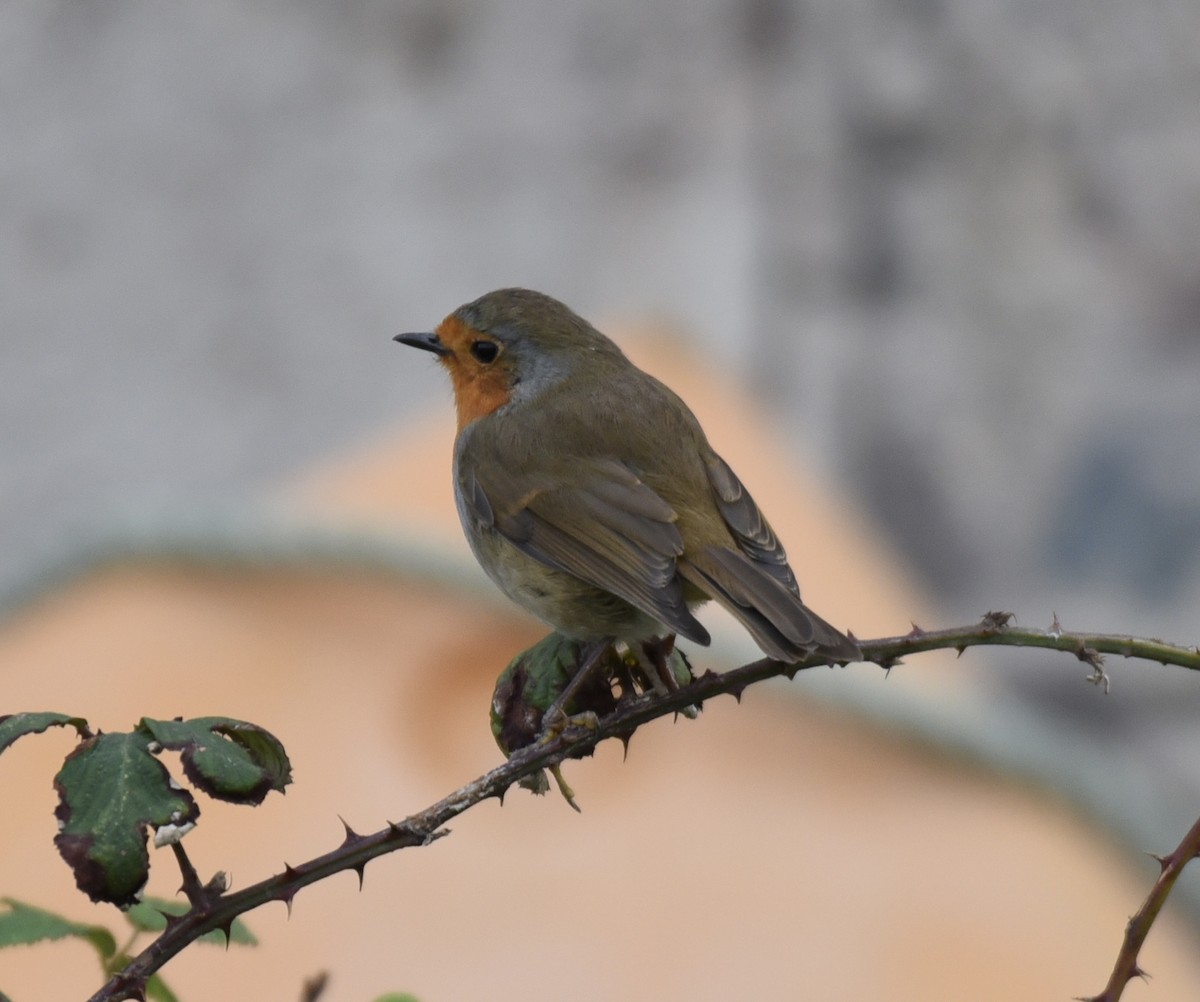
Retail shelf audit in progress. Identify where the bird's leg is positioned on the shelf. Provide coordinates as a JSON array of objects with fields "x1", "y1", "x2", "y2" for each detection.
[
  {"x1": 634, "y1": 634, "x2": 699, "y2": 719},
  {"x1": 540, "y1": 637, "x2": 614, "y2": 737},
  {"x1": 635, "y1": 634, "x2": 677, "y2": 696},
  {"x1": 609, "y1": 654, "x2": 639, "y2": 700}
]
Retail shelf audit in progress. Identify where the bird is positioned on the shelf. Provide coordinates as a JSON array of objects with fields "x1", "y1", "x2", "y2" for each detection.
[{"x1": 394, "y1": 288, "x2": 860, "y2": 678}]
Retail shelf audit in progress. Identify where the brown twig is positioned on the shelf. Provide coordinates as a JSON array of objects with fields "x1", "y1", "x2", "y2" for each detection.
[
  {"x1": 88, "y1": 612, "x2": 1200, "y2": 1001},
  {"x1": 298, "y1": 971, "x2": 329, "y2": 1002},
  {"x1": 168, "y1": 844, "x2": 205, "y2": 908},
  {"x1": 1079, "y1": 814, "x2": 1200, "y2": 1002}
]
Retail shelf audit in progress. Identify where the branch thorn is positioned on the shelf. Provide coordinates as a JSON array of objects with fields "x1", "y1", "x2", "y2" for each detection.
[{"x1": 338, "y1": 817, "x2": 364, "y2": 847}]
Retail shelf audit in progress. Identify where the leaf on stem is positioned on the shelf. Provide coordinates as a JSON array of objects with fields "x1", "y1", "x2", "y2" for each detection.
[
  {"x1": 0, "y1": 897, "x2": 117, "y2": 960},
  {"x1": 136, "y1": 718, "x2": 292, "y2": 805},
  {"x1": 0, "y1": 712, "x2": 89, "y2": 755},
  {"x1": 54, "y1": 734, "x2": 200, "y2": 907}
]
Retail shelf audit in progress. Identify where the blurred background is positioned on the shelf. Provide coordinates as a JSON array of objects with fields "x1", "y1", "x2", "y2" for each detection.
[
  {"x1": 6, "y1": 1, "x2": 1200, "y2": 762},
  {"x1": 3, "y1": 1, "x2": 1200, "y2": 996}
]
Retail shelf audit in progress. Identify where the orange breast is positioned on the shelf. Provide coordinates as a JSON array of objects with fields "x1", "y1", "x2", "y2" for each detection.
[{"x1": 435, "y1": 315, "x2": 514, "y2": 433}]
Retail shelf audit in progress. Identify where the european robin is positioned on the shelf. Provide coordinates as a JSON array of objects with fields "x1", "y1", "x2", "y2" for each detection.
[{"x1": 394, "y1": 288, "x2": 860, "y2": 670}]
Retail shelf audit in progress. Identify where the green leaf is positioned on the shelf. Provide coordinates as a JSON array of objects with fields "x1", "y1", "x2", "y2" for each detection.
[
  {"x1": 53, "y1": 733, "x2": 200, "y2": 907},
  {"x1": 490, "y1": 634, "x2": 619, "y2": 756},
  {"x1": 123, "y1": 900, "x2": 173, "y2": 933},
  {"x1": 0, "y1": 712, "x2": 88, "y2": 755},
  {"x1": 127, "y1": 898, "x2": 257, "y2": 946},
  {"x1": 137, "y1": 717, "x2": 292, "y2": 805},
  {"x1": 145, "y1": 973, "x2": 181, "y2": 1002},
  {"x1": 0, "y1": 898, "x2": 116, "y2": 960},
  {"x1": 371, "y1": 995, "x2": 422, "y2": 1002}
]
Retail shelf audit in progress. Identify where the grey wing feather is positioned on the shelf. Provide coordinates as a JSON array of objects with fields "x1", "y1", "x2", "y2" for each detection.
[
  {"x1": 478, "y1": 459, "x2": 711, "y2": 645},
  {"x1": 460, "y1": 469, "x2": 495, "y2": 527},
  {"x1": 703, "y1": 451, "x2": 799, "y2": 594},
  {"x1": 688, "y1": 449, "x2": 860, "y2": 662}
]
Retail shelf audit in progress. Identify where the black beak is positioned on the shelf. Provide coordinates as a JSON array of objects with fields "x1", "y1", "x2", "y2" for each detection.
[{"x1": 394, "y1": 331, "x2": 452, "y2": 357}]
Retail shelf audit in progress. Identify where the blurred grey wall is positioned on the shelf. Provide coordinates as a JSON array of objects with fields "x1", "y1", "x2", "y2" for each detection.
[{"x1": 3, "y1": 1, "x2": 1199, "y2": 653}]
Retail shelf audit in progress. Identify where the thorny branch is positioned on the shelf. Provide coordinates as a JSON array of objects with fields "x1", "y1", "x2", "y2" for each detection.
[
  {"x1": 1080, "y1": 813, "x2": 1200, "y2": 1002},
  {"x1": 89, "y1": 612, "x2": 1200, "y2": 1001}
]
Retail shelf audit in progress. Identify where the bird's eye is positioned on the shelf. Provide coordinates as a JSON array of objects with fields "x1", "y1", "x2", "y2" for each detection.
[{"x1": 470, "y1": 340, "x2": 500, "y2": 364}]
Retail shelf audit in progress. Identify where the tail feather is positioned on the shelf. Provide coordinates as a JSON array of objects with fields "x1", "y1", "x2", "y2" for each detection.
[{"x1": 680, "y1": 546, "x2": 860, "y2": 663}]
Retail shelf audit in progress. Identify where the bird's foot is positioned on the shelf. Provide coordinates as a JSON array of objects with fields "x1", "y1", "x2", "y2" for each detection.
[{"x1": 539, "y1": 706, "x2": 601, "y2": 742}]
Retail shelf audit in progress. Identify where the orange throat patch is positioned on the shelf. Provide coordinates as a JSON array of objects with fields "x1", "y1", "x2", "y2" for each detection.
[{"x1": 435, "y1": 315, "x2": 513, "y2": 432}]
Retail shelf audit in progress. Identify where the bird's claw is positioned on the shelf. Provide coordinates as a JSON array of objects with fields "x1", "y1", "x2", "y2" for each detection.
[{"x1": 549, "y1": 764, "x2": 582, "y2": 812}]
